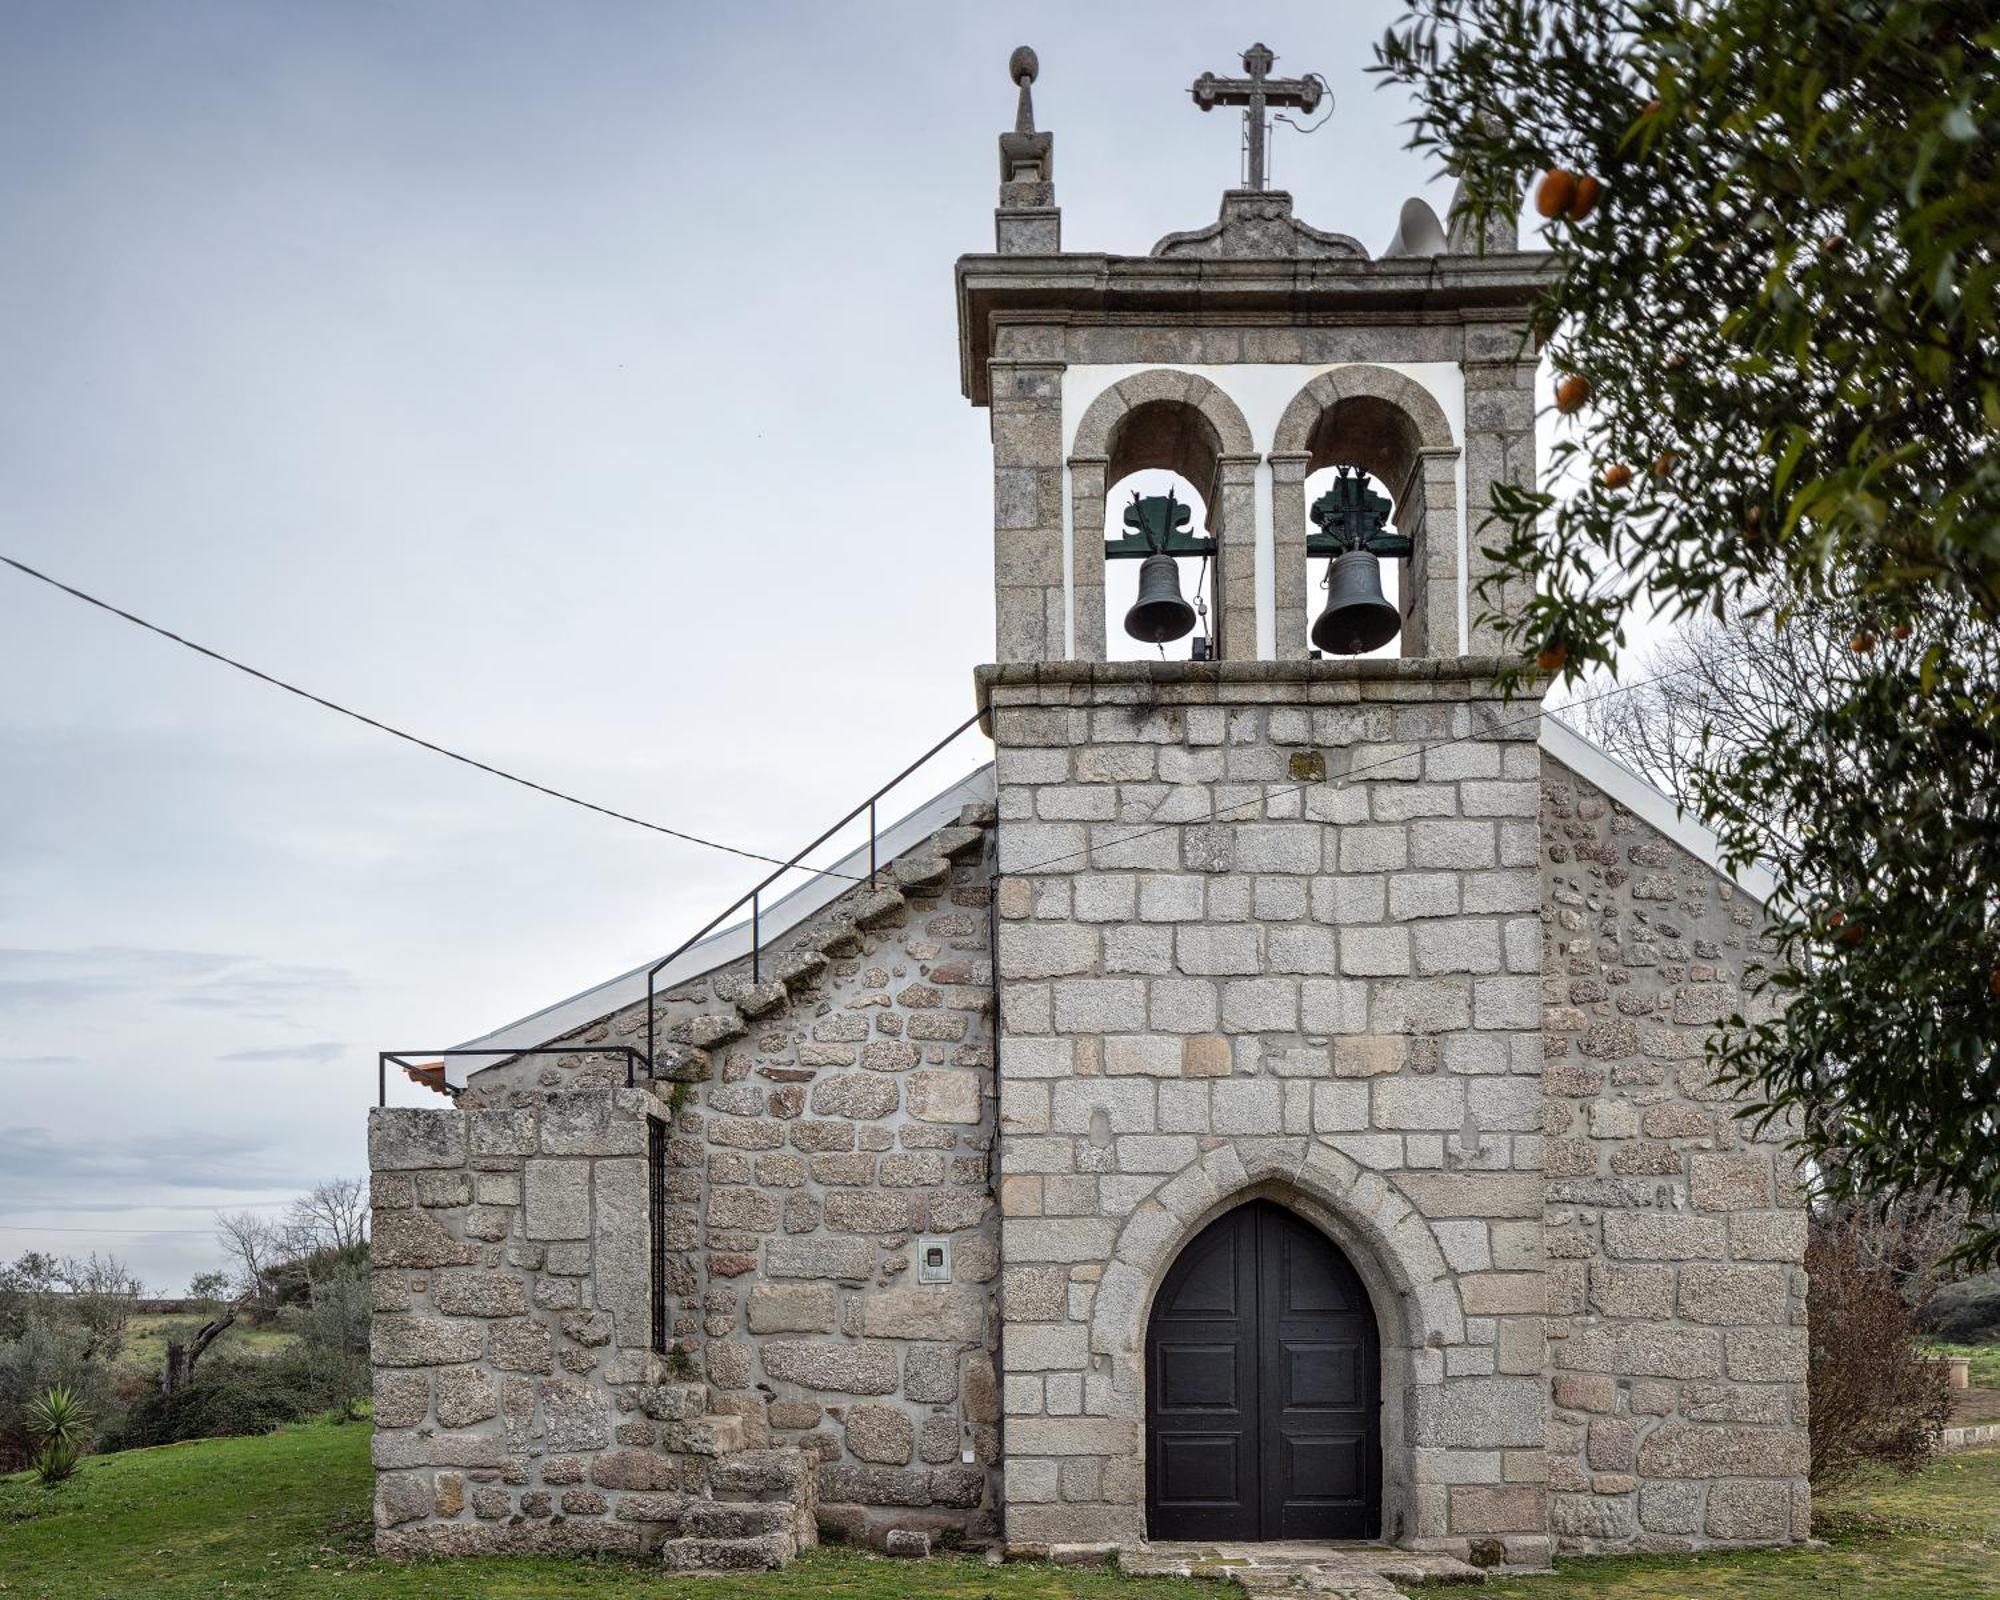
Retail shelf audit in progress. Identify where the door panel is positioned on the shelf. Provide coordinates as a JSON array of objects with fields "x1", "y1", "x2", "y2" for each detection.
[{"x1": 1146, "y1": 1200, "x2": 1380, "y2": 1541}]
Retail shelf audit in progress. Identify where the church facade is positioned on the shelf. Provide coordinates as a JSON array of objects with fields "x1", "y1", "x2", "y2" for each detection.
[{"x1": 367, "y1": 47, "x2": 1809, "y2": 1575}]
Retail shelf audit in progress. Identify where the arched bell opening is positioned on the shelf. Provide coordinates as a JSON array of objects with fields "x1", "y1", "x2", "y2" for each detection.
[
  {"x1": 1068, "y1": 375, "x2": 1258, "y2": 663},
  {"x1": 1103, "y1": 468, "x2": 1215, "y2": 664},
  {"x1": 1271, "y1": 369, "x2": 1461, "y2": 660},
  {"x1": 1301, "y1": 462, "x2": 1406, "y2": 662},
  {"x1": 1144, "y1": 1198, "x2": 1384, "y2": 1543}
]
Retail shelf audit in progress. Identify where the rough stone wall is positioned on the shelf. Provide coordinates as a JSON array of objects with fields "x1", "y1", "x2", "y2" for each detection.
[
  {"x1": 986, "y1": 659, "x2": 1552, "y2": 1566},
  {"x1": 457, "y1": 819, "x2": 1003, "y2": 1548},
  {"x1": 368, "y1": 1089, "x2": 808, "y2": 1557},
  {"x1": 1539, "y1": 762, "x2": 1809, "y2": 1552}
]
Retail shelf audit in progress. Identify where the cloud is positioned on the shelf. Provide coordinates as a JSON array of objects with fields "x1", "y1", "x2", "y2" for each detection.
[
  {"x1": 0, "y1": 1125, "x2": 297, "y2": 1211},
  {"x1": 0, "y1": 946, "x2": 353, "y2": 1016},
  {"x1": 219, "y1": 1041, "x2": 344, "y2": 1064},
  {"x1": 0, "y1": 1054, "x2": 82, "y2": 1066}
]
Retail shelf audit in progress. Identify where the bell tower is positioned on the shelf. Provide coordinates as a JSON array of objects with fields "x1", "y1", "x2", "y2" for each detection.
[
  {"x1": 962, "y1": 47, "x2": 1562, "y2": 1565},
  {"x1": 960, "y1": 43, "x2": 1547, "y2": 666}
]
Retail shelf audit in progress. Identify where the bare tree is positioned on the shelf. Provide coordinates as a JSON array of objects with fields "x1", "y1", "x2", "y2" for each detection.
[
  {"x1": 213, "y1": 1210, "x2": 282, "y2": 1313},
  {"x1": 1559, "y1": 595, "x2": 1855, "y2": 843},
  {"x1": 283, "y1": 1177, "x2": 369, "y2": 1256},
  {"x1": 53, "y1": 1254, "x2": 143, "y2": 1356}
]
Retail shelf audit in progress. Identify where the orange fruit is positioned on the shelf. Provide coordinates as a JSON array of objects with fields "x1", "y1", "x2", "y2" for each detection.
[
  {"x1": 1536, "y1": 642, "x2": 1568, "y2": 673},
  {"x1": 1568, "y1": 175, "x2": 1603, "y2": 220},
  {"x1": 1990, "y1": 966, "x2": 2000, "y2": 997},
  {"x1": 1536, "y1": 169, "x2": 1579, "y2": 219},
  {"x1": 1603, "y1": 463, "x2": 1633, "y2": 489},
  {"x1": 1827, "y1": 910, "x2": 1847, "y2": 928},
  {"x1": 1891, "y1": 624, "x2": 1912, "y2": 641},
  {"x1": 1652, "y1": 450, "x2": 1679, "y2": 476},
  {"x1": 1555, "y1": 374, "x2": 1592, "y2": 414},
  {"x1": 1850, "y1": 631, "x2": 1876, "y2": 653}
]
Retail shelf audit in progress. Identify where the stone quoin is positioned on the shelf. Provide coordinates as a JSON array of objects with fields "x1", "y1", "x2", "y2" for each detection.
[{"x1": 368, "y1": 43, "x2": 1808, "y2": 1574}]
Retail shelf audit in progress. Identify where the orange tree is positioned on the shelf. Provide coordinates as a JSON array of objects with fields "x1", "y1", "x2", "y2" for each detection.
[{"x1": 1376, "y1": 1, "x2": 2000, "y2": 1257}]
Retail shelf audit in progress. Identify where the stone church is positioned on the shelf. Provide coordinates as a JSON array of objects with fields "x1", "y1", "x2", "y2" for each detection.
[{"x1": 367, "y1": 46, "x2": 1809, "y2": 1580}]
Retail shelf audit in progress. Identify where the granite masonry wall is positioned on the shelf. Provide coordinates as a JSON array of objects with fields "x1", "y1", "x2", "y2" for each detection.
[
  {"x1": 446, "y1": 809, "x2": 1004, "y2": 1548},
  {"x1": 1539, "y1": 768, "x2": 1809, "y2": 1552},
  {"x1": 984, "y1": 659, "x2": 1554, "y2": 1566},
  {"x1": 367, "y1": 1090, "x2": 820, "y2": 1565}
]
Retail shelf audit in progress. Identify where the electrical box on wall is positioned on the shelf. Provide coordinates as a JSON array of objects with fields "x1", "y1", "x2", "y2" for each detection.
[{"x1": 917, "y1": 1238, "x2": 952, "y2": 1284}]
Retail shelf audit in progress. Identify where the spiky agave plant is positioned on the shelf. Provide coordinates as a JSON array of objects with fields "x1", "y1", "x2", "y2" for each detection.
[{"x1": 26, "y1": 1385, "x2": 92, "y2": 1485}]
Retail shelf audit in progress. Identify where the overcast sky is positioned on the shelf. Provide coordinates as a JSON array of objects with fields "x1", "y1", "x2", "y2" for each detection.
[{"x1": 0, "y1": 1, "x2": 1459, "y2": 1291}]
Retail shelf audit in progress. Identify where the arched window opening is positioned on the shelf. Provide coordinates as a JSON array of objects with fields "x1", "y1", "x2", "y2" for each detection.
[
  {"x1": 1105, "y1": 469, "x2": 1214, "y2": 663},
  {"x1": 1302, "y1": 463, "x2": 1406, "y2": 661}
]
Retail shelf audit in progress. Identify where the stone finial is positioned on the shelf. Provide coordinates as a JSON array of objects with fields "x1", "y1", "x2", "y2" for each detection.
[{"x1": 995, "y1": 45, "x2": 1059, "y2": 254}]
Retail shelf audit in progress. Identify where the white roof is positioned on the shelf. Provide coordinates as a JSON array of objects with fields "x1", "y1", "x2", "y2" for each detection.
[
  {"x1": 1538, "y1": 715, "x2": 1776, "y2": 905},
  {"x1": 443, "y1": 763, "x2": 996, "y2": 1085}
]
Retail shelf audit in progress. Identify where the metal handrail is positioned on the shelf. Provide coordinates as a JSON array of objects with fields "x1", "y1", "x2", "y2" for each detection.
[
  {"x1": 643, "y1": 711, "x2": 985, "y2": 1078},
  {"x1": 377, "y1": 1046, "x2": 647, "y2": 1107}
]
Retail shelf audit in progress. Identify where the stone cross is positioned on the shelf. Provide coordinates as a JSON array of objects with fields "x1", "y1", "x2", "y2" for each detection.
[{"x1": 1190, "y1": 42, "x2": 1324, "y2": 192}]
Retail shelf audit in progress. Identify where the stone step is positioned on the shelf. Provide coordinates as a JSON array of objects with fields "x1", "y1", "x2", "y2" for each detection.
[
  {"x1": 812, "y1": 917, "x2": 865, "y2": 956},
  {"x1": 657, "y1": 1533, "x2": 795, "y2": 1572},
  {"x1": 708, "y1": 1446, "x2": 813, "y2": 1502},
  {"x1": 958, "y1": 799, "x2": 998, "y2": 827},
  {"x1": 770, "y1": 947, "x2": 829, "y2": 989},
  {"x1": 674, "y1": 1012, "x2": 747, "y2": 1049},
  {"x1": 732, "y1": 978, "x2": 791, "y2": 1019},
  {"x1": 892, "y1": 854, "x2": 952, "y2": 890},
  {"x1": 683, "y1": 1499, "x2": 797, "y2": 1539},
  {"x1": 649, "y1": 1043, "x2": 711, "y2": 1083},
  {"x1": 851, "y1": 885, "x2": 906, "y2": 927},
  {"x1": 929, "y1": 823, "x2": 986, "y2": 857}
]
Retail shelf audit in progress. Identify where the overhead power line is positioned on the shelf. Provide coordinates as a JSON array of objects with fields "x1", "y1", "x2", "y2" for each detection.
[{"x1": 1, "y1": 553, "x2": 861, "y2": 878}]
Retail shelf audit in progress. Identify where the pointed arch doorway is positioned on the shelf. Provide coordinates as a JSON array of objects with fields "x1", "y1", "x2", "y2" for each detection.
[{"x1": 1145, "y1": 1200, "x2": 1382, "y2": 1541}]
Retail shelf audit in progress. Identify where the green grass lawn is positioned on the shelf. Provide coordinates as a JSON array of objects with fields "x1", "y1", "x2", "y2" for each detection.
[
  {"x1": 1928, "y1": 1341, "x2": 2000, "y2": 1390},
  {"x1": 1414, "y1": 1447, "x2": 2000, "y2": 1598},
  {"x1": 0, "y1": 1420, "x2": 1206, "y2": 1600},
  {"x1": 117, "y1": 1312, "x2": 296, "y2": 1375},
  {"x1": 0, "y1": 1420, "x2": 1995, "y2": 1600}
]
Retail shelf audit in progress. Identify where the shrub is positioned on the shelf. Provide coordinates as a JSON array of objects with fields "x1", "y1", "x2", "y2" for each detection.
[
  {"x1": 1807, "y1": 1210, "x2": 1953, "y2": 1489},
  {"x1": 106, "y1": 1350, "x2": 330, "y2": 1452},
  {"x1": 0, "y1": 1320, "x2": 118, "y2": 1474},
  {"x1": 1918, "y1": 1269, "x2": 2000, "y2": 1347},
  {"x1": 25, "y1": 1386, "x2": 91, "y2": 1485}
]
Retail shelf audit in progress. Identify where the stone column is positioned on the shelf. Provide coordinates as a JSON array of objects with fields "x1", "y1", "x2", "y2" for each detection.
[
  {"x1": 1412, "y1": 445, "x2": 1465, "y2": 657},
  {"x1": 1269, "y1": 452, "x2": 1311, "y2": 660},
  {"x1": 1213, "y1": 455, "x2": 1260, "y2": 660},
  {"x1": 1461, "y1": 330, "x2": 1536, "y2": 653},
  {"x1": 1068, "y1": 456, "x2": 1108, "y2": 662},
  {"x1": 990, "y1": 358, "x2": 1067, "y2": 663}
]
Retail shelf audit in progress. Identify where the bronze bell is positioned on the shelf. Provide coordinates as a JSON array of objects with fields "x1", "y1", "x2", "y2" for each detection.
[
  {"x1": 1311, "y1": 549, "x2": 1401, "y2": 655},
  {"x1": 1124, "y1": 553, "x2": 1198, "y2": 645}
]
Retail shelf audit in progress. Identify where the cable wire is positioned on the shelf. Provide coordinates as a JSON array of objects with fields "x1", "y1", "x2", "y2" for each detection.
[{"x1": 1, "y1": 552, "x2": 863, "y2": 878}]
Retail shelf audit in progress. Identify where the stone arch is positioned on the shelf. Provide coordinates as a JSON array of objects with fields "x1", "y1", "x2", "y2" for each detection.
[
  {"x1": 1089, "y1": 1139, "x2": 1469, "y2": 1548},
  {"x1": 1270, "y1": 364, "x2": 1462, "y2": 661},
  {"x1": 1067, "y1": 370, "x2": 1258, "y2": 663}
]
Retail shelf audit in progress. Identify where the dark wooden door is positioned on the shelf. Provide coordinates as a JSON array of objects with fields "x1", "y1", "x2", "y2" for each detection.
[{"x1": 1145, "y1": 1200, "x2": 1380, "y2": 1540}]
